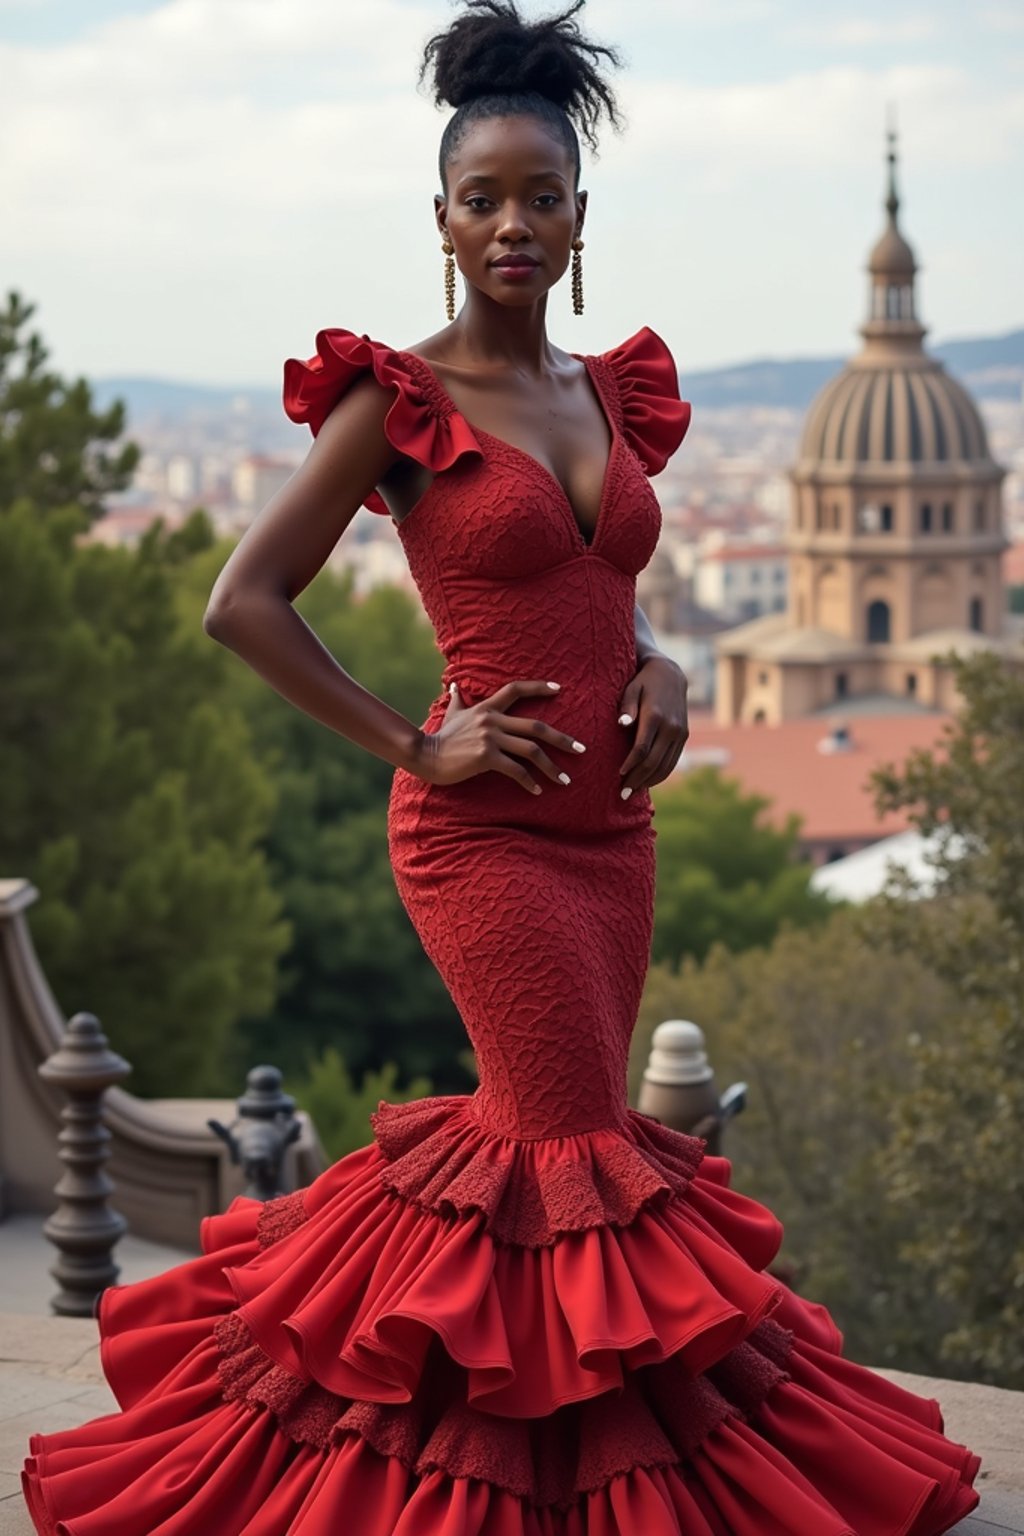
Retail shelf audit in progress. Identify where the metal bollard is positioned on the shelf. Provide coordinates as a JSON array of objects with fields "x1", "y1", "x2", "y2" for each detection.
[
  {"x1": 637, "y1": 1019, "x2": 747, "y2": 1155},
  {"x1": 207, "y1": 1064, "x2": 302, "y2": 1201},
  {"x1": 37, "y1": 1011, "x2": 132, "y2": 1316}
]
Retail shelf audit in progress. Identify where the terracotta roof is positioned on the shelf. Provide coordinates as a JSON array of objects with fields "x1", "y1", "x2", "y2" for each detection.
[
  {"x1": 755, "y1": 626, "x2": 868, "y2": 662},
  {"x1": 701, "y1": 545, "x2": 788, "y2": 563},
  {"x1": 671, "y1": 710, "x2": 951, "y2": 844},
  {"x1": 890, "y1": 627, "x2": 1024, "y2": 662},
  {"x1": 715, "y1": 612, "x2": 791, "y2": 653},
  {"x1": 1004, "y1": 543, "x2": 1024, "y2": 586}
]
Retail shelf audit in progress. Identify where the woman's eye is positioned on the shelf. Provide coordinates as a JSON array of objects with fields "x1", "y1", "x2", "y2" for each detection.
[
  {"x1": 466, "y1": 197, "x2": 492, "y2": 211},
  {"x1": 534, "y1": 194, "x2": 559, "y2": 207}
]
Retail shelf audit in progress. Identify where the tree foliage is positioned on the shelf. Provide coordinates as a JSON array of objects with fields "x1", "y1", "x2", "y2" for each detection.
[
  {"x1": 0, "y1": 500, "x2": 290, "y2": 1095},
  {"x1": 627, "y1": 652, "x2": 1024, "y2": 1387},
  {"x1": 0, "y1": 291, "x2": 470, "y2": 1101},
  {"x1": 291, "y1": 1046, "x2": 433, "y2": 1162},
  {"x1": 0, "y1": 291, "x2": 139, "y2": 520},
  {"x1": 650, "y1": 767, "x2": 835, "y2": 966},
  {"x1": 629, "y1": 913, "x2": 961, "y2": 1375},
  {"x1": 859, "y1": 649, "x2": 1024, "y2": 1384}
]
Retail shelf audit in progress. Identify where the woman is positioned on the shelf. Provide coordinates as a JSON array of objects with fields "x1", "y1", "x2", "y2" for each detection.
[{"x1": 23, "y1": 3, "x2": 982, "y2": 1531}]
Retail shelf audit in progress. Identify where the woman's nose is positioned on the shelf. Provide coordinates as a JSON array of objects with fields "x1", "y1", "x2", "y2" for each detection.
[{"x1": 495, "y1": 204, "x2": 533, "y2": 241}]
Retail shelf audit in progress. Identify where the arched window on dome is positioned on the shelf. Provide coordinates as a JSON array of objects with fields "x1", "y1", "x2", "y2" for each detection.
[
  {"x1": 969, "y1": 596, "x2": 984, "y2": 633},
  {"x1": 942, "y1": 502, "x2": 954, "y2": 532},
  {"x1": 867, "y1": 600, "x2": 891, "y2": 644}
]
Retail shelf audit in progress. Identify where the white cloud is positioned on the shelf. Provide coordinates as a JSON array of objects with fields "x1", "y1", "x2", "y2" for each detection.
[
  {"x1": 791, "y1": 17, "x2": 940, "y2": 47},
  {"x1": 607, "y1": 64, "x2": 1023, "y2": 180},
  {"x1": 1, "y1": 0, "x2": 1020, "y2": 382},
  {"x1": 980, "y1": 6, "x2": 1024, "y2": 33}
]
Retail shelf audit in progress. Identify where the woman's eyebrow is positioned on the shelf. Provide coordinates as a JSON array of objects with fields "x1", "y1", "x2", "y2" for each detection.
[{"x1": 455, "y1": 170, "x2": 569, "y2": 188}]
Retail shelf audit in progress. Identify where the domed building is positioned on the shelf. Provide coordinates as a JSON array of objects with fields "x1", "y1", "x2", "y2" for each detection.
[{"x1": 715, "y1": 129, "x2": 1015, "y2": 726}]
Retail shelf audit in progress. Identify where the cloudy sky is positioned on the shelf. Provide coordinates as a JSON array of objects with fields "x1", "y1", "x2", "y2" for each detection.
[{"x1": 2, "y1": 0, "x2": 1022, "y2": 389}]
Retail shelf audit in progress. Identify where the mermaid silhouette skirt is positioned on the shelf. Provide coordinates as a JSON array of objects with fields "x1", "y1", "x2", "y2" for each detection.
[{"x1": 22, "y1": 325, "x2": 982, "y2": 1531}]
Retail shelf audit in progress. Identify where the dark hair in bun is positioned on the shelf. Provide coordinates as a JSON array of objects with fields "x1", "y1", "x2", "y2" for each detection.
[{"x1": 420, "y1": 0, "x2": 623, "y2": 190}]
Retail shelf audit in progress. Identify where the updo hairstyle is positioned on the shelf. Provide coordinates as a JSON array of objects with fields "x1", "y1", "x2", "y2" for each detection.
[{"x1": 419, "y1": 0, "x2": 623, "y2": 191}]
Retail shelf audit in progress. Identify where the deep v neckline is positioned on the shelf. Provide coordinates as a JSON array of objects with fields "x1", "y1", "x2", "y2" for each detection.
[{"x1": 397, "y1": 348, "x2": 620, "y2": 554}]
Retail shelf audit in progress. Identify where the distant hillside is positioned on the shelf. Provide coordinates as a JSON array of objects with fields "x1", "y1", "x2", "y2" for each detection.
[
  {"x1": 93, "y1": 326, "x2": 1024, "y2": 428},
  {"x1": 677, "y1": 327, "x2": 1024, "y2": 411},
  {"x1": 91, "y1": 376, "x2": 280, "y2": 419}
]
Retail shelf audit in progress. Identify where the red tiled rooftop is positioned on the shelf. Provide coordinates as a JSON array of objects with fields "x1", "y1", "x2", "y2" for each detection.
[
  {"x1": 672, "y1": 710, "x2": 951, "y2": 843},
  {"x1": 1004, "y1": 543, "x2": 1024, "y2": 586},
  {"x1": 701, "y1": 545, "x2": 788, "y2": 563}
]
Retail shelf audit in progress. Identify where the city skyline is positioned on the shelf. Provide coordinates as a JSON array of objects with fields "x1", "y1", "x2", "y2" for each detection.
[{"x1": 2, "y1": 0, "x2": 1022, "y2": 389}]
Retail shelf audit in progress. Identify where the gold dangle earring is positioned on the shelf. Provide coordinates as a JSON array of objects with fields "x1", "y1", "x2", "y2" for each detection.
[
  {"x1": 571, "y1": 236, "x2": 585, "y2": 316},
  {"x1": 442, "y1": 238, "x2": 456, "y2": 322}
]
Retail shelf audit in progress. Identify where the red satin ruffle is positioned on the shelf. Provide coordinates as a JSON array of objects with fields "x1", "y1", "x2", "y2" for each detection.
[
  {"x1": 282, "y1": 328, "x2": 482, "y2": 515},
  {"x1": 22, "y1": 1101, "x2": 981, "y2": 1535},
  {"x1": 601, "y1": 326, "x2": 692, "y2": 476}
]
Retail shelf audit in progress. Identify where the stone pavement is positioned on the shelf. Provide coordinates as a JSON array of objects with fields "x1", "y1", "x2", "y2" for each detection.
[
  {"x1": 0, "y1": 1212, "x2": 195, "y2": 1317},
  {"x1": 1, "y1": 1215, "x2": 1022, "y2": 1534}
]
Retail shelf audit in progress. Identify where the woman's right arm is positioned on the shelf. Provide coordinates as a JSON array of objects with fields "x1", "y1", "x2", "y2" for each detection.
[
  {"x1": 202, "y1": 373, "x2": 427, "y2": 774},
  {"x1": 204, "y1": 372, "x2": 589, "y2": 794}
]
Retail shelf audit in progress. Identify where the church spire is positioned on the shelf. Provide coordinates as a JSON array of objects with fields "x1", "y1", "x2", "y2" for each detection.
[
  {"x1": 858, "y1": 107, "x2": 927, "y2": 354},
  {"x1": 884, "y1": 111, "x2": 901, "y2": 225}
]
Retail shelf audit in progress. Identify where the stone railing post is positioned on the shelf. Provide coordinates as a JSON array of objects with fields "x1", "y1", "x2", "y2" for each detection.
[
  {"x1": 37, "y1": 1010, "x2": 132, "y2": 1316},
  {"x1": 637, "y1": 1018, "x2": 747, "y2": 1155}
]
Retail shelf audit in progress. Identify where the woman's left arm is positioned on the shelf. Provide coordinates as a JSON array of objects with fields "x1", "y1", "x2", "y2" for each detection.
[{"x1": 616, "y1": 602, "x2": 690, "y2": 796}]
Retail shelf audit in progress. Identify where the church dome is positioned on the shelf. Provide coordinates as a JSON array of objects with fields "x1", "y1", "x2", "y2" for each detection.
[
  {"x1": 867, "y1": 223, "x2": 916, "y2": 277},
  {"x1": 797, "y1": 126, "x2": 994, "y2": 469},
  {"x1": 799, "y1": 359, "x2": 993, "y2": 465}
]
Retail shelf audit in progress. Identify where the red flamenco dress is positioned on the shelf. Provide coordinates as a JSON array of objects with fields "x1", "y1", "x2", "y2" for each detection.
[{"x1": 23, "y1": 327, "x2": 982, "y2": 1534}]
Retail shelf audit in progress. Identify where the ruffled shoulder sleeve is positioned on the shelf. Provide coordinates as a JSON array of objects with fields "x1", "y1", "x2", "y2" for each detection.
[
  {"x1": 282, "y1": 328, "x2": 481, "y2": 516},
  {"x1": 598, "y1": 326, "x2": 692, "y2": 476}
]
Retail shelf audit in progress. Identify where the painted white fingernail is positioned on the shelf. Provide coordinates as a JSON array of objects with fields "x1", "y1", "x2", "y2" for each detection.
[
  {"x1": 571, "y1": 740, "x2": 586, "y2": 753},
  {"x1": 618, "y1": 714, "x2": 633, "y2": 725},
  {"x1": 449, "y1": 682, "x2": 458, "y2": 695},
  {"x1": 621, "y1": 786, "x2": 633, "y2": 800},
  {"x1": 558, "y1": 772, "x2": 571, "y2": 785},
  {"x1": 546, "y1": 681, "x2": 561, "y2": 690}
]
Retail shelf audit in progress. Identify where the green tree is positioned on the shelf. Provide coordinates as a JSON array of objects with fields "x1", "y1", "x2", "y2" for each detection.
[
  {"x1": 291, "y1": 1046, "x2": 433, "y2": 1161},
  {"x1": 0, "y1": 500, "x2": 289, "y2": 1095},
  {"x1": 861, "y1": 648, "x2": 1024, "y2": 1385},
  {"x1": 0, "y1": 291, "x2": 139, "y2": 520},
  {"x1": 628, "y1": 912, "x2": 963, "y2": 1374},
  {"x1": 650, "y1": 767, "x2": 835, "y2": 966}
]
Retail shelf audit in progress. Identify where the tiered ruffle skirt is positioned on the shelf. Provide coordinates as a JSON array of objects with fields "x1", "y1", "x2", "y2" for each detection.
[{"x1": 23, "y1": 1095, "x2": 982, "y2": 1534}]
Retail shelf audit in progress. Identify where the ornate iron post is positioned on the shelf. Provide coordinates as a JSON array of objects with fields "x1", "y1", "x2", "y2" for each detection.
[
  {"x1": 37, "y1": 1011, "x2": 132, "y2": 1317},
  {"x1": 207, "y1": 1064, "x2": 303, "y2": 1200}
]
